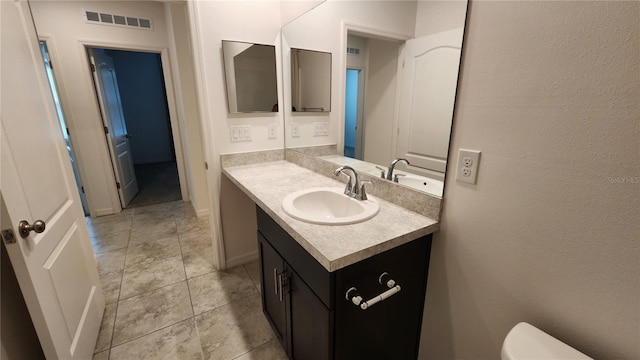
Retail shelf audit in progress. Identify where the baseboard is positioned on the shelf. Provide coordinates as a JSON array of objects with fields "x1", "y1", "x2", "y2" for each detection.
[
  {"x1": 94, "y1": 208, "x2": 116, "y2": 217},
  {"x1": 196, "y1": 208, "x2": 209, "y2": 218},
  {"x1": 225, "y1": 250, "x2": 258, "y2": 268}
]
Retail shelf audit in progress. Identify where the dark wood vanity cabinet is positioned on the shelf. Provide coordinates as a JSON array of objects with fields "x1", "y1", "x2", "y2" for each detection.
[{"x1": 257, "y1": 207, "x2": 432, "y2": 360}]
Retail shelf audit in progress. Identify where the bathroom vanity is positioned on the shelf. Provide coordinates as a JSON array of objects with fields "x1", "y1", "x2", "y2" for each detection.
[{"x1": 223, "y1": 160, "x2": 439, "y2": 359}]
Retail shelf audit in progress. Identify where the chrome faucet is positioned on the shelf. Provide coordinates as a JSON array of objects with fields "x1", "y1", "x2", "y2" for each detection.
[
  {"x1": 386, "y1": 158, "x2": 410, "y2": 181},
  {"x1": 333, "y1": 165, "x2": 369, "y2": 200}
]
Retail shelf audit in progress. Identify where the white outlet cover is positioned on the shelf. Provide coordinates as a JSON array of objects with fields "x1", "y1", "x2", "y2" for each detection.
[
  {"x1": 291, "y1": 123, "x2": 300, "y2": 138},
  {"x1": 268, "y1": 123, "x2": 277, "y2": 139},
  {"x1": 456, "y1": 149, "x2": 481, "y2": 184}
]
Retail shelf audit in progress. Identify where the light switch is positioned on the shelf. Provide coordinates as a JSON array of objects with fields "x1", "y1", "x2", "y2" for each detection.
[
  {"x1": 268, "y1": 124, "x2": 277, "y2": 139},
  {"x1": 291, "y1": 123, "x2": 300, "y2": 138},
  {"x1": 230, "y1": 125, "x2": 252, "y2": 142}
]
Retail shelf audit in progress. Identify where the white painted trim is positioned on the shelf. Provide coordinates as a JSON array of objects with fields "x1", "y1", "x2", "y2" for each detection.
[
  {"x1": 187, "y1": 2, "x2": 227, "y2": 270},
  {"x1": 159, "y1": 48, "x2": 190, "y2": 203},
  {"x1": 76, "y1": 39, "x2": 191, "y2": 216},
  {"x1": 196, "y1": 208, "x2": 210, "y2": 219},
  {"x1": 94, "y1": 208, "x2": 115, "y2": 217},
  {"x1": 342, "y1": 23, "x2": 411, "y2": 161},
  {"x1": 76, "y1": 40, "x2": 123, "y2": 216},
  {"x1": 37, "y1": 34, "x2": 98, "y2": 216},
  {"x1": 226, "y1": 250, "x2": 259, "y2": 269}
]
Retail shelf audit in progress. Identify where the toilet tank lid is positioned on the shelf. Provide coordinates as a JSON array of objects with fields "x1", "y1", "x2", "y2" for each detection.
[{"x1": 501, "y1": 322, "x2": 592, "y2": 360}]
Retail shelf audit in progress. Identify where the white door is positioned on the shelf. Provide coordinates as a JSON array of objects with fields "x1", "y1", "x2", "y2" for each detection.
[
  {"x1": 88, "y1": 48, "x2": 139, "y2": 208},
  {"x1": 0, "y1": 1, "x2": 105, "y2": 359},
  {"x1": 396, "y1": 28, "x2": 464, "y2": 173}
]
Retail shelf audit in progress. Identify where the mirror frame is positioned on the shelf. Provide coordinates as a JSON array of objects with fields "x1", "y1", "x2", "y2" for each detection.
[
  {"x1": 289, "y1": 48, "x2": 332, "y2": 113},
  {"x1": 221, "y1": 40, "x2": 278, "y2": 114}
]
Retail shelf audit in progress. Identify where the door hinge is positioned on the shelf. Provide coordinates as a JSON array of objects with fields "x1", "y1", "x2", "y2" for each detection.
[
  {"x1": 81, "y1": 186, "x2": 85, "y2": 194},
  {"x1": 103, "y1": 126, "x2": 109, "y2": 134},
  {"x1": 116, "y1": 182, "x2": 121, "y2": 189},
  {"x1": 90, "y1": 63, "x2": 96, "y2": 72}
]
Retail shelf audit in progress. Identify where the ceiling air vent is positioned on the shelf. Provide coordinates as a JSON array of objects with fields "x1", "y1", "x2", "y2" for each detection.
[
  {"x1": 347, "y1": 47, "x2": 361, "y2": 56},
  {"x1": 84, "y1": 10, "x2": 153, "y2": 31}
]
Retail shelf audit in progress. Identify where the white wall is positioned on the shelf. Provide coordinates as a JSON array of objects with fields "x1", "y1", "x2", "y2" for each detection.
[
  {"x1": 189, "y1": 0, "x2": 285, "y2": 266},
  {"x1": 415, "y1": 0, "x2": 468, "y2": 38},
  {"x1": 420, "y1": 1, "x2": 640, "y2": 359},
  {"x1": 362, "y1": 38, "x2": 401, "y2": 166},
  {"x1": 165, "y1": 2, "x2": 209, "y2": 216},
  {"x1": 30, "y1": 1, "x2": 188, "y2": 216}
]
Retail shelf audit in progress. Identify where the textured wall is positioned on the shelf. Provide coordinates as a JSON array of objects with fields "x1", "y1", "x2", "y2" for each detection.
[{"x1": 420, "y1": 1, "x2": 639, "y2": 359}]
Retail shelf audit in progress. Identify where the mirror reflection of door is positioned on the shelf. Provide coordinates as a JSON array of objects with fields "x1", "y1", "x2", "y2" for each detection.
[
  {"x1": 396, "y1": 28, "x2": 464, "y2": 174},
  {"x1": 344, "y1": 68, "x2": 365, "y2": 159}
]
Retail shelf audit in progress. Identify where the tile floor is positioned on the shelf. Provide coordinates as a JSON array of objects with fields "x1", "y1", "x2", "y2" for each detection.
[
  {"x1": 87, "y1": 200, "x2": 287, "y2": 360},
  {"x1": 128, "y1": 162, "x2": 182, "y2": 208}
]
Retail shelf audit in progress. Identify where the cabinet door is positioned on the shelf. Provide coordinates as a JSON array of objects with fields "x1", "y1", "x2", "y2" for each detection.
[
  {"x1": 258, "y1": 233, "x2": 288, "y2": 349},
  {"x1": 289, "y1": 269, "x2": 332, "y2": 360}
]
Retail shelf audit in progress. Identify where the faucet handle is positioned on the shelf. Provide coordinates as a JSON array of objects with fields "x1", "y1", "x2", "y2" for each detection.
[
  {"x1": 375, "y1": 166, "x2": 386, "y2": 179},
  {"x1": 358, "y1": 180, "x2": 372, "y2": 200},
  {"x1": 393, "y1": 173, "x2": 406, "y2": 183}
]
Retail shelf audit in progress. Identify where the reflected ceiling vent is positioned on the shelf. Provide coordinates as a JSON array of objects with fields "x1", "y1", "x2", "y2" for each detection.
[
  {"x1": 347, "y1": 47, "x2": 361, "y2": 56},
  {"x1": 84, "y1": 10, "x2": 153, "y2": 31}
]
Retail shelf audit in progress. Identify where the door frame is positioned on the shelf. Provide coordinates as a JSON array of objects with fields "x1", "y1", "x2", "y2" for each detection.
[
  {"x1": 79, "y1": 40, "x2": 190, "y2": 213},
  {"x1": 340, "y1": 23, "x2": 411, "y2": 157}
]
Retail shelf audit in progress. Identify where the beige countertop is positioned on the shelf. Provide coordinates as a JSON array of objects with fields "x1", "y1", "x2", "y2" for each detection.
[{"x1": 223, "y1": 160, "x2": 439, "y2": 272}]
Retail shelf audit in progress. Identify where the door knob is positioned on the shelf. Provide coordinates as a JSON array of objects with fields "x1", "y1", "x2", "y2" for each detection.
[{"x1": 18, "y1": 220, "x2": 46, "y2": 238}]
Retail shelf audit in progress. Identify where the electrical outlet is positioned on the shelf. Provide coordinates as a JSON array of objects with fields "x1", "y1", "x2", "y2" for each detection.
[
  {"x1": 268, "y1": 123, "x2": 277, "y2": 139},
  {"x1": 456, "y1": 149, "x2": 481, "y2": 184},
  {"x1": 291, "y1": 123, "x2": 300, "y2": 138}
]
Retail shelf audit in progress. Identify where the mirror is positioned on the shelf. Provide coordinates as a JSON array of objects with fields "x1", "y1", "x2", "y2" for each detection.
[
  {"x1": 290, "y1": 48, "x2": 332, "y2": 112},
  {"x1": 222, "y1": 40, "x2": 277, "y2": 113},
  {"x1": 282, "y1": 1, "x2": 468, "y2": 198}
]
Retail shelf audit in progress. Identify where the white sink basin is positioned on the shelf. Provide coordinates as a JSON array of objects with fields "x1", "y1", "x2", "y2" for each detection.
[
  {"x1": 282, "y1": 187, "x2": 379, "y2": 225},
  {"x1": 396, "y1": 176, "x2": 444, "y2": 197}
]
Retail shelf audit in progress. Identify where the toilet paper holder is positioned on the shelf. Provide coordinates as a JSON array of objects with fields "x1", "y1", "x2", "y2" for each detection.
[{"x1": 345, "y1": 272, "x2": 401, "y2": 310}]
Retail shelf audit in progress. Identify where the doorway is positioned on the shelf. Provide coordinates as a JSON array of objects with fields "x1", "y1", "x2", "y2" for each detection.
[
  {"x1": 88, "y1": 47, "x2": 182, "y2": 209},
  {"x1": 344, "y1": 68, "x2": 365, "y2": 159}
]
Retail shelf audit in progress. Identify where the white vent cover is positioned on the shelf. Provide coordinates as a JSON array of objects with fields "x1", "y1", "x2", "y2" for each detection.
[
  {"x1": 84, "y1": 10, "x2": 153, "y2": 31},
  {"x1": 346, "y1": 47, "x2": 361, "y2": 56}
]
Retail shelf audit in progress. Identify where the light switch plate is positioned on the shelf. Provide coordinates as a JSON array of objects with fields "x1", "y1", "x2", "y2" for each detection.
[
  {"x1": 291, "y1": 123, "x2": 300, "y2": 138},
  {"x1": 268, "y1": 123, "x2": 277, "y2": 139},
  {"x1": 230, "y1": 125, "x2": 252, "y2": 142},
  {"x1": 313, "y1": 122, "x2": 328, "y2": 136},
  {"x1": 455, "y1": 148, "x2": 481, "y2": 184}
]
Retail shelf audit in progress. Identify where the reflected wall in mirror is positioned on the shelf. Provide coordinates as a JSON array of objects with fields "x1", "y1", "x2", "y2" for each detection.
[
  {"x1": 291, "y1": 48, "x2": 331, "y2": 112},
  {"x1": 222, "y1": 40, "x2": 277, "y2": 113},
  {"x1": 282, "y1": 1, "x2": 468, "y2": 198}
]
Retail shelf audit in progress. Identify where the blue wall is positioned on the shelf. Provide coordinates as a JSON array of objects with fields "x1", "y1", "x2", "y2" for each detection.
[
  {"x1": 107, "y1": 50, "x2": 174, "y2": 165},
  {"x1": 344, "y1": 69, "x2": 359, "y2": 158}
]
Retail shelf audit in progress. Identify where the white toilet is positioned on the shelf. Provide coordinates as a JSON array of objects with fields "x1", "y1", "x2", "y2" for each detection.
[{"x1": 501, "y1": 322, "x2": 593, "y2": 359}]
